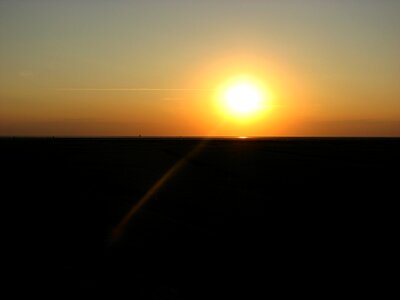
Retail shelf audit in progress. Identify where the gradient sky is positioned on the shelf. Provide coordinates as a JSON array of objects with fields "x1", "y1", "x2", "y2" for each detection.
[{"x1": 1, "y1": 0, "x2": 399, "y2": 136}]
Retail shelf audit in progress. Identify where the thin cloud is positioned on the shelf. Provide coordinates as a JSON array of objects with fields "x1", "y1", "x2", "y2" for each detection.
[
  {"x1": 162, "y1": 97, "x2": 184, "y2": 101},
  {"x1": 56, "y1": 88, "x2": 212, "y2": 91}
]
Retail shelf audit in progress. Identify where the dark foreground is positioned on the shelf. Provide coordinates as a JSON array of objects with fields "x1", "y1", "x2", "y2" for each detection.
[{"x1": 2, "y1": 137, "x2": 399, "y2": 297}]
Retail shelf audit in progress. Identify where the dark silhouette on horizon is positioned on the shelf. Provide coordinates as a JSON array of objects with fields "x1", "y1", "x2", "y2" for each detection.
[{"x1": 3, "y1": 137, "x2": 398, "y2": 298}]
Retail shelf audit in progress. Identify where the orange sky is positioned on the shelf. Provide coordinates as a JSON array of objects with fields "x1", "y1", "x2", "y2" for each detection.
[{"x1": 1, "y1": 1, "x2": 399, "y2": 136}]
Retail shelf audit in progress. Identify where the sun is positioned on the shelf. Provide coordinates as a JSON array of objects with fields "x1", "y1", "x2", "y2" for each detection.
[
  {"x1": 224, "y1": 83, "x2": 263, "y2": 115},
  {"x1": 217, "y1": 78, "x2": 270, "y2": 121}
]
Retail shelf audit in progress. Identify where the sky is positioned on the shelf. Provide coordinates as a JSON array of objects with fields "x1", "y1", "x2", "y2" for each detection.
[{"x1": 1, "y1": 0, "x2": 399, "y2": 136}]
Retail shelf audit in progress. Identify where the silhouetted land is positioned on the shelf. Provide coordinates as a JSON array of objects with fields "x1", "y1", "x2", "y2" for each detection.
[{"x1": 2, "y1": 137, "x2": 399, "y2": 297}]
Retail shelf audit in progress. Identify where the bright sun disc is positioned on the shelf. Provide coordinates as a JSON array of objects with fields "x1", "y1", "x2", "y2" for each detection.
[
  {"x1": 218, "y1": 78, "x2": 270, "y2": 123},
  {"x1": 225, "y1": 83, "x2": 262, "y2": 115}
]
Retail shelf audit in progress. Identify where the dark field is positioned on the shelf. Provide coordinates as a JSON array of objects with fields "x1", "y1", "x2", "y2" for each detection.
[{"x1": 2, "y1": 137, "x2": 399, "y2": 297}]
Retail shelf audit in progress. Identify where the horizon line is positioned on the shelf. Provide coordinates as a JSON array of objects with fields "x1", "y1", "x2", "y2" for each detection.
[{"x1": 1, "y1": 135, "x2": 398, "y2": 139}]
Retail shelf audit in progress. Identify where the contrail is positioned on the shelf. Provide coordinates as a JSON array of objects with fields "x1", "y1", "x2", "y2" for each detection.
[{"x1": 57, "y1": 88, "x2": 212, "y2": 91}]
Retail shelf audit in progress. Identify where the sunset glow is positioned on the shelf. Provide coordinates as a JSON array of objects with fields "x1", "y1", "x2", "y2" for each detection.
[
  {"x1": 215, "y1": 77, "x2": 271, "y2": 124},
  {"x1": 0, "y1": 1, "x2": 399, "y2": 137},
  {"x1": 224, "y1": 82, "x2": 263, "y2": 116}
]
